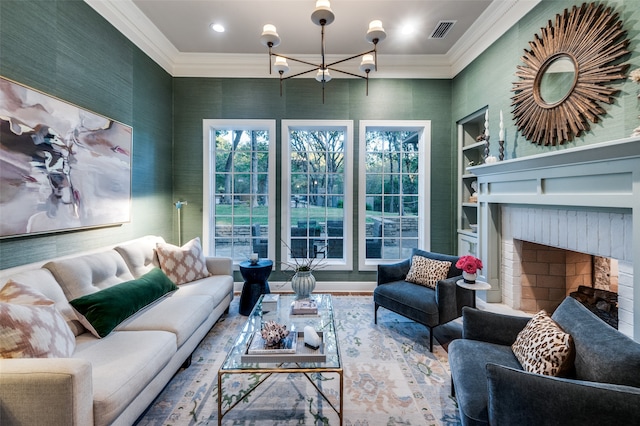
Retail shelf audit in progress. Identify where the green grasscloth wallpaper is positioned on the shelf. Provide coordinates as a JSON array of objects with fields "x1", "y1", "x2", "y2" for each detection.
[
  {"x1": 2, "y1": 0, "x2": 637, "y2": 278},
  {"x1": 0, "y1": 0, "x2": 173, "y2": 269},
  {"x1": 452, "y1": 0, "x2": 639, "y2": 159},
  {"x1": 172, "y1": 77, "x2": 455, "y2": 282}
]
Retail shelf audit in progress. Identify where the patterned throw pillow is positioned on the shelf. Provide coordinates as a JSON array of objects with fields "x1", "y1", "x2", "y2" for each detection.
[
  {"x1": 512, "y1": 310, "x2": 574, "y2": 376},
  {"x1": 405, "y1": 256, "x2": 452, "y2": 289},
  {"x1": 0, "y1": 280, "x2": 75, "y2": 358},
  {"x1": 156, "y1": 237, "x2": 211, "y2": 285}
]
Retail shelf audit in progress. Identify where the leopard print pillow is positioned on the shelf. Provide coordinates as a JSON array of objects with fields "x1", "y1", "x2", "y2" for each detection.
[
  {"x1": 512, "y1": 310, "x2": 574, "y2": 376},
  {"x1": 405, "y1": 256, "x2": 451, "y2": 289}
]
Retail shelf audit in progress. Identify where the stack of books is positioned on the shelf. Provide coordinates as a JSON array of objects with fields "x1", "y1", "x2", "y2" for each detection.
[
  {"x1": 261, "y1": 294, "x2": 279, "y2": 312},
  {"x1": 291, "y1": 299, "x2": 318, "y2": 315}
]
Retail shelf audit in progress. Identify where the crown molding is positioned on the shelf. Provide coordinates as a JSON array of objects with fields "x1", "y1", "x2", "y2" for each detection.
[
  {"x1": 85, "y1": 0, "x2": 540, "y2": 79},
  {"x1": 84, "y1": 0, "x2": 178, "y2": 73},
  {"x1": 172, "y1": 53, "x2": 452, "y2": 79},
  {"x1": 448, "y1": 0, "x2": 541, "y2": 77}
]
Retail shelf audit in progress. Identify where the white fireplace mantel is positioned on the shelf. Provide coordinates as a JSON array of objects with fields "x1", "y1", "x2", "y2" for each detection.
[{"x1": 469, "y1": 136, "x2": 640, "y2": 340}]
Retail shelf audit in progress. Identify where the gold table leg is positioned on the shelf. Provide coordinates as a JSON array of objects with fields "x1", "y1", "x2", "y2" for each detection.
[{"x1": 218, "y1": 368, "x2": 342, "y2": 424}]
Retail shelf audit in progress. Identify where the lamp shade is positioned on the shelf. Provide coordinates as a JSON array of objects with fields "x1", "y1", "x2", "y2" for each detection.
[
  {"x1": 315, "y1": 69, "x2": 332, "y2": 82},
  {"x1": 359, "y1": 54, "x2": 375, "y2": 73},
  {"x1": 273, "y1": 56, "x2": 289, "y2": 74},
  {"x1": 260, "y1": 24, "x2": 281, "y2": 47},
  {"x1": 311, "y1": 0, "x2": 335, "y2": 26},
  {"x1": 365, "y1": 20, "x2": 386, "y2": 43}
]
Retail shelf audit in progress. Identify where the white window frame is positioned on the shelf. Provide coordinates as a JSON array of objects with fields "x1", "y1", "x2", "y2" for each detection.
[
  {"x1": 281, "y1": 120, "x2": 354, "y2": 271},
  {"x1": 202, "y1": 119, "x2": 277, "y2": 267},
  {"x1": 358, "y1": 120, "x2": 431, "y2": 271}
]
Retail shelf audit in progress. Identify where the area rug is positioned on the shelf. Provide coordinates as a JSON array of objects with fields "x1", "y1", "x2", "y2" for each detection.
[{"x1": 135, "y1": 295, "x2": 461, "y2": 425}]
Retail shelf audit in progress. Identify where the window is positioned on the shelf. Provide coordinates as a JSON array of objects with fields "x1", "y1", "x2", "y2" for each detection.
[
  {"x1": 203, "y1": 120, "x2": 276, "y2": 264},
  {"x1": 358, "y1": 121, "x2": 431, "y2": 270},
  {"x1": 281, "y1": 120, "x2": 353, "y2": 271}
]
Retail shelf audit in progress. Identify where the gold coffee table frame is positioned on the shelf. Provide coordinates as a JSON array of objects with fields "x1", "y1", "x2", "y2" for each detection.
[{"x1": 217, "y1": 294, "x2": 343, "y2": 425}]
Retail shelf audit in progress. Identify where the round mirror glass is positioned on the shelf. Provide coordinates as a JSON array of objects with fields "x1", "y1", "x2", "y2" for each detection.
[{"x1": 539, "y1": 56, "x2": 577, "y2": 105}]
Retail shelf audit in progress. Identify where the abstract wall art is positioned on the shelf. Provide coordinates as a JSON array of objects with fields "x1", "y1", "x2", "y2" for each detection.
[{"x1": 0, "y1": 76, "x2": 132, "y2": 238}]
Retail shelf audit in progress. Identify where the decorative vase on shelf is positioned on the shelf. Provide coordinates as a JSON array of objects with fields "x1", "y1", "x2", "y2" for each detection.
[
  {"x1": 462, "y1": 271, "x2": 477, "y2": 284},
  {"x1": 291, "y1": 270, "x2": 316, "y2": 299}
]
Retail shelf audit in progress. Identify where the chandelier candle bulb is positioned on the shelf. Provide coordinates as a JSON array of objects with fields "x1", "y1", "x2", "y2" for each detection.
[
  {"x1": 366, "y1": 20, "x2": 387, "y2": 43},
  {"x1": 260, "y1": 24, "x2": 280, "y2": 47},
  {"x1": 311, "y1": 0, "x2": 335, "y2": 25},
  {"x1": 273, "y1": 56, "x2": 289, "y2": 73},
  {"x1": 369, "y1": 20, "x2": 383, "y2": 32},
  {"x1": 316, "y1": 69, "x2": 331, "y2": 82},
  {"x1": 360, "y1": 54, "x2": 375, "y2": 72}
]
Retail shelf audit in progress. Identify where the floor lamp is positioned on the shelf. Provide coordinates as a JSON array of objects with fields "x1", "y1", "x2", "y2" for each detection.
[{"x1": 174, "y1": 201, "x2": 188, "y2": 246}]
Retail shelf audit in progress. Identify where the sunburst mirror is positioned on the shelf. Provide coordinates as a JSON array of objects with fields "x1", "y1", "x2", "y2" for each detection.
[{"x1": 511, "y1": 3, "x2": 629, "y2": 146}]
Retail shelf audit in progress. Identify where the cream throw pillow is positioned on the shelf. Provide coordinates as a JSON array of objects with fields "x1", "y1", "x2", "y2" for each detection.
[
  {"x1": 0, "y1": 280, "x2": 75, "y2": 358},
  {"x1": 156, "y1": 237, "x2": 211, "y2": 285},
  {"x1": 512, "y1": 310, "x2": 574, "y2": 376},
  {"x1": 405, "y1": 256, "x2": 451, "y2": 289}
]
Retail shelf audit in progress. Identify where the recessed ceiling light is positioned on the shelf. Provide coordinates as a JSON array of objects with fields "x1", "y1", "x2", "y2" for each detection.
[
  {"x1": 210, "y1": 23, "x2": 225, "y2": 33},
  {"x1": 401, "y1": 25, "x2": 415, "y2": 35}
]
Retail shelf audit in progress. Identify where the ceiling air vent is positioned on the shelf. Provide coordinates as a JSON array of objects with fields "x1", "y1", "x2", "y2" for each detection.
[{"x1": 429, "y1": 20, "x2": 456, "y2": 39}]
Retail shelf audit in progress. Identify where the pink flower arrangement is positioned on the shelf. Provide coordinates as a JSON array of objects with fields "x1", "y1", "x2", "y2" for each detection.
[{"x1": 456, "y1": 255, "x2": 483, "y2": 274}]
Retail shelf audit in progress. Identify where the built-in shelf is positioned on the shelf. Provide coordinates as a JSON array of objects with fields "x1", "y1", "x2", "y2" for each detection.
[
  {"x1": 458, "y1": 229, "x2": 478, "y2": 237},
  {"x1": 457, "y1": 107, "x2": 487, "y2": 256},
  {"x1": 462, "y1": 141, "x2": 486, "y2": 151}
]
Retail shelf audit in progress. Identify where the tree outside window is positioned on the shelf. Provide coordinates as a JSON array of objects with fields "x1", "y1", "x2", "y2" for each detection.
[
  {"x1": 359, "y1": 121, "x2": 431, "y2": 270},
  {"x1": 282, "y1": 121, "x2": 353, "y2": 271},
  {"x1": 203, "y1": 120, "x2": 276, "y2": 263}
]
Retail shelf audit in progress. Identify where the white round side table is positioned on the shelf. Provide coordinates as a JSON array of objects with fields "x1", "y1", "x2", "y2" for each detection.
[{"x1": 456, "y1": 279, "x2": 491, "y2": 309}]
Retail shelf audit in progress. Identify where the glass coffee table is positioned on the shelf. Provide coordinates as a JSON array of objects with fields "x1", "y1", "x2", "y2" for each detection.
[{"x1": 217, "y1": 293, "x2": 343, "y2": 425}]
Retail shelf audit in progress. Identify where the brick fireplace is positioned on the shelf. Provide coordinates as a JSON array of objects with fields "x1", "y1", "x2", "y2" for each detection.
[
  {"x1": 515, "y1": 240, "x2": 618, "y2": 313},
  {"x1": 471, "y1": 137, "x2": 640, "y2": 340},
  {"x1": 500, "y1": 206, "x2": 632, "y2": 334}
]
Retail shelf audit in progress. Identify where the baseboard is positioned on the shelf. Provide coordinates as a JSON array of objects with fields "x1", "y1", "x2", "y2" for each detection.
[{"x1": 234, "y1": 281, "x2": 376, "y2": 294}]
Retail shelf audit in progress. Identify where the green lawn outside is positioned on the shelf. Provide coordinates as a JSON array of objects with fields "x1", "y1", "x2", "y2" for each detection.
[
  {"x1": 213, "y1": 204, "x2": 402, "y2": 226},
  {"x1": 214, "y1": 204, "x2": 349, "y2": 225}
]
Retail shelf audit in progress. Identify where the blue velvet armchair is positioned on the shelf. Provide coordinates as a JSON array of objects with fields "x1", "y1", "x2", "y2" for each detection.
[
  {"x1": 449, "y1": 297, "x2": 640, "y2": 425},
  {"x1": 374, "y1": 249, "x2": 473, "y2": 352}
]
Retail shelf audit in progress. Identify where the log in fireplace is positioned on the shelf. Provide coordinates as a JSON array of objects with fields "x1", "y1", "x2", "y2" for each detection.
[{"x1": 570, "y1": 285, "x2": 618, "y2": 329}]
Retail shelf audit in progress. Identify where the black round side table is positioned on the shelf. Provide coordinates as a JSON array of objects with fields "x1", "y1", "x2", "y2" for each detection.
[{"x1": 238, "y1": 259, "x2": 273, "y2": 316}]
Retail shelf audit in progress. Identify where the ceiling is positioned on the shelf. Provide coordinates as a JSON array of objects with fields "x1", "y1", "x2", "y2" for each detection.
[{"x1": 85, "y1": 0, "x2": 540, "y2": 79}]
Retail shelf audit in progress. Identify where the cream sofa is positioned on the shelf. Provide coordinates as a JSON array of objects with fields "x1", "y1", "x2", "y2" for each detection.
[{"x1": 0, "y1": 235, "x2": 234, "y2": 426}]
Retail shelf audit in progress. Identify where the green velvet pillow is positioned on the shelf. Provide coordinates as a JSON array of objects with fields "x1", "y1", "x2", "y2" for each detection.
[{"x1": 70, "y1": 268, "x2": 178, "y2": 338}]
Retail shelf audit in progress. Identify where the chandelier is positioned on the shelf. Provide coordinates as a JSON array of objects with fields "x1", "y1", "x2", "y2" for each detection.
[{"x1": 260, "y1": 0, "x2": 386, "y2": 102}]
